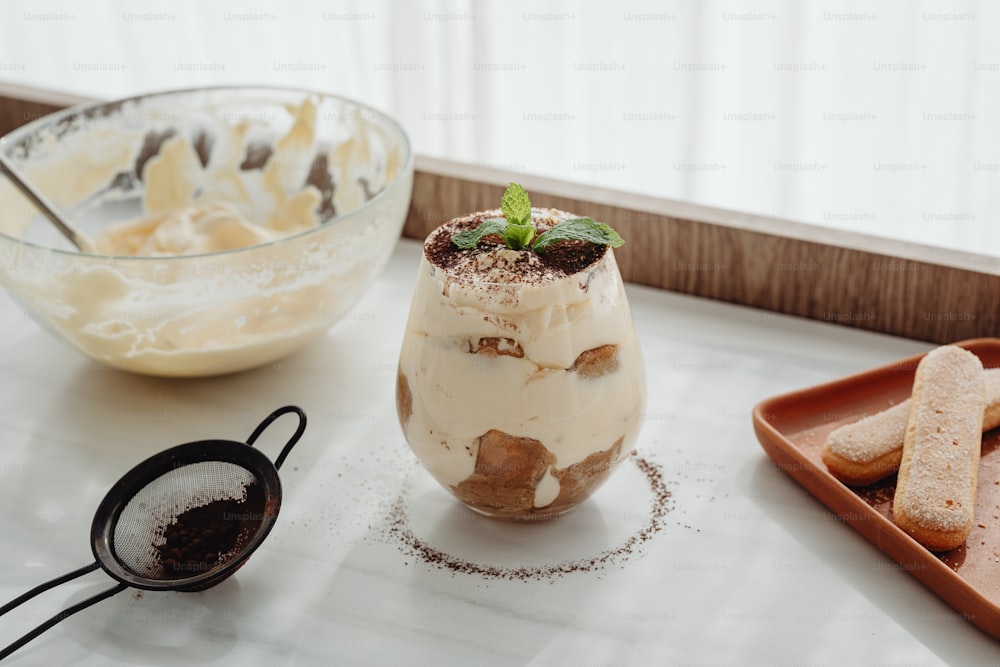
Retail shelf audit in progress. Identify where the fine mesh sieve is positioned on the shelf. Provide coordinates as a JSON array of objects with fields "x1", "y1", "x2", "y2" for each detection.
[
  {"x1": 0, "y1": 405, "x2": 306, "y2": 661},
  {"x1": 112, "y1": 460, "x2": 260, "y2": 583}
]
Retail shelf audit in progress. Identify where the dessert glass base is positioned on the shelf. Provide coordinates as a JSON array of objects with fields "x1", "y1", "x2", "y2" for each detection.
[{"x1": 396, "y1": 208, "x2": 645, "y2": 521}]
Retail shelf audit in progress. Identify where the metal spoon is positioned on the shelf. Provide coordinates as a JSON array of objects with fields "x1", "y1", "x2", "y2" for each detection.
[{"x1": 0, "y1": 151, "x2": 96, "y2": 253}]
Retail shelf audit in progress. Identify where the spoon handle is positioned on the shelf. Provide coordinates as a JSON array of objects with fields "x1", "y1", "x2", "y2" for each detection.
[{"x1": 0, "y1": 151, "x2": 95, "y2": 253}]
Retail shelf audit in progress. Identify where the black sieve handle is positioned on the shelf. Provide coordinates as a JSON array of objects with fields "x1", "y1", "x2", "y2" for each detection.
[
  {"x1": 245, "y1": 405, "x2": 307, "y2": 470},
  {"x1": 0, "y1": 561, "x2": 127, "y2": 661}
]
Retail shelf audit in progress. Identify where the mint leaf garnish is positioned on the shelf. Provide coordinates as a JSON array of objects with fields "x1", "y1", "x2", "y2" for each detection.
[
  {"x1": 451, "y1": 217, "x2": 508, "y2": 250},
  {"x1": 532, "y1": 217, "x2": 625, "y2": 252},
  {"x1": 501, "y1": 182, "x2": 532, "y2": 226},
  {"x1": 449, "y1": 183, "x2": 624, "y2": 253}
]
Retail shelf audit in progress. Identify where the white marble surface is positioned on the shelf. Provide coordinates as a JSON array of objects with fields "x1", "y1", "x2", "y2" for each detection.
[{"x1": 0, "y1": 239, "x2": 996, "y2": 665}]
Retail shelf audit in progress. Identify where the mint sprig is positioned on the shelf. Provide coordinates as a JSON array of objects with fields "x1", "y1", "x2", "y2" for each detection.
[
  {"x1": 501, "y1": 182, "x2": 532, "y2": 226},
  {"x1": 451, "y1": 182, "x2": 624, "y2": 253}
]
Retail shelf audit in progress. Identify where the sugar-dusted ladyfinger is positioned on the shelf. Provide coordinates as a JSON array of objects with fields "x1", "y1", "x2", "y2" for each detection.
[
  {"x1": 893, "y1": 345, "x2": 985, "y2": 551},
  {"x1": 822, "y1": 368, "x2": 1000, "y2": 486}
]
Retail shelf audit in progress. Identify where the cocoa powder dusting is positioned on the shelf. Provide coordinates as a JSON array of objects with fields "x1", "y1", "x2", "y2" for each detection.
[
  {"x1": 386, "y1": 452, "x2": 673, "y2": 581},
  {"x1": 425, "y1": 210, "x2": 608, "y2": 283}
]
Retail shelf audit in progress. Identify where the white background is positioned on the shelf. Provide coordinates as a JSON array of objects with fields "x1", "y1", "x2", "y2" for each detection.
[{"x1": 0, "y1": 0, "x2": 997, "y2": 255}]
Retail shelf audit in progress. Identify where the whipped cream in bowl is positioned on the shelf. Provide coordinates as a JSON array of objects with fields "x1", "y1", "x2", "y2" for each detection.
[
  {"x1": 0, "y1": 87, "x2": 413, "y2": 376},
  {"x1": 396, "y1": 208, "x2": 646, "y2": 519}
]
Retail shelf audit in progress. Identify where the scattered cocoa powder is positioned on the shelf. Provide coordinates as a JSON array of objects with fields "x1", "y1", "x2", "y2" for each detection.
[{"x1": 386, "y1": 452, "x2": 672, "y2": 581}]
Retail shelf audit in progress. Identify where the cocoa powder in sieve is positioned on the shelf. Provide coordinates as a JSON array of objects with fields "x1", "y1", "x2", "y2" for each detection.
[{"x1": 155, "y1": 482, "x2": 265, "y2": 575}]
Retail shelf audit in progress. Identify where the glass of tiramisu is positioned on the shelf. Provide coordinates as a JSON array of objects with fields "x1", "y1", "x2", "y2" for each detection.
[{"x1": 396, "y1": 184, "x2": 645, "y2": 520}]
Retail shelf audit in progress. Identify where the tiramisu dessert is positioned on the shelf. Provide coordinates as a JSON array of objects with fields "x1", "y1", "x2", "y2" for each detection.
[{"x1": 396, "y1": 184, "x2": 645, "y2": 519}]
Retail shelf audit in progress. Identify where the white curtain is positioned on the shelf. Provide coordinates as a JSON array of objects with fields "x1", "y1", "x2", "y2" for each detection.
[{"x1": 0, "y1": 0, "x2": 995, "y2": 254}]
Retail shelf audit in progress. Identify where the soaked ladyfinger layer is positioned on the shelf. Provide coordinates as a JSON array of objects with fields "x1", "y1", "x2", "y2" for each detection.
[
  {"x1": 893, "y1": 345, "x2": 985, "y2": 552},
  {"x1": 821, "y1": 367, "x2": 1000, "y2": 486}
]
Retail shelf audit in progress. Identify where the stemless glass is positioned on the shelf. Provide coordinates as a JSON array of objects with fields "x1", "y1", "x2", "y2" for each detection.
[{"x1": 396, "y1": 209, "x2": 646, "y2": 520}]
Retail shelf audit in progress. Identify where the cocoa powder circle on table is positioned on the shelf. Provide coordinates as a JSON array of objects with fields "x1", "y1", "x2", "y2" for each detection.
[{"x1": 385, "y1": 452, "x2": 673, "y2": 581}]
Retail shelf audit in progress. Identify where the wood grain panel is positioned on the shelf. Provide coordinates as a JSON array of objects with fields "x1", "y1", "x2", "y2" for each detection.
[
  {"x1": 2, "y1": 84, "x2": 998, "y2": 344},
  {"x1": 0, "y1": 94, "x2": 62, "y2": 137},
  {"x1": 0, "y1": 84, "x2": 93, "y2": 134}
]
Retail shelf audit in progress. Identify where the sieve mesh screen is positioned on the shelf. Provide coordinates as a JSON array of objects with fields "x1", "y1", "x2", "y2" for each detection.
[{"x1": 112, "y1": 461, "x2": 261, "y2": 581}]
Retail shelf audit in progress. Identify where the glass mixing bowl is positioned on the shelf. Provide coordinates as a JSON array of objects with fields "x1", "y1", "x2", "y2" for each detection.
[{"x1": 0, "y1": 86, "x2": 413, "y2": 376}]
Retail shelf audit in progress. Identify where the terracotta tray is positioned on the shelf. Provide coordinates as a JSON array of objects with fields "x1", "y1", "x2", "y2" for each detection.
[{"x1": 752, "y1": 338, "x2": 1000, "y2": 640}]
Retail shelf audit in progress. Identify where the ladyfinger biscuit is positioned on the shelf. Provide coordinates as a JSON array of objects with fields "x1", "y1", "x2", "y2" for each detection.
[
  {"x1": 893, "y1": 345, "x2": 984, "y2": 551},
  {"x1": 821, "y1": 367, "x2": 1000, "y2": 486},
  {"x1": 821, "y1": 401, "x2": 911, "y2": 486}
]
